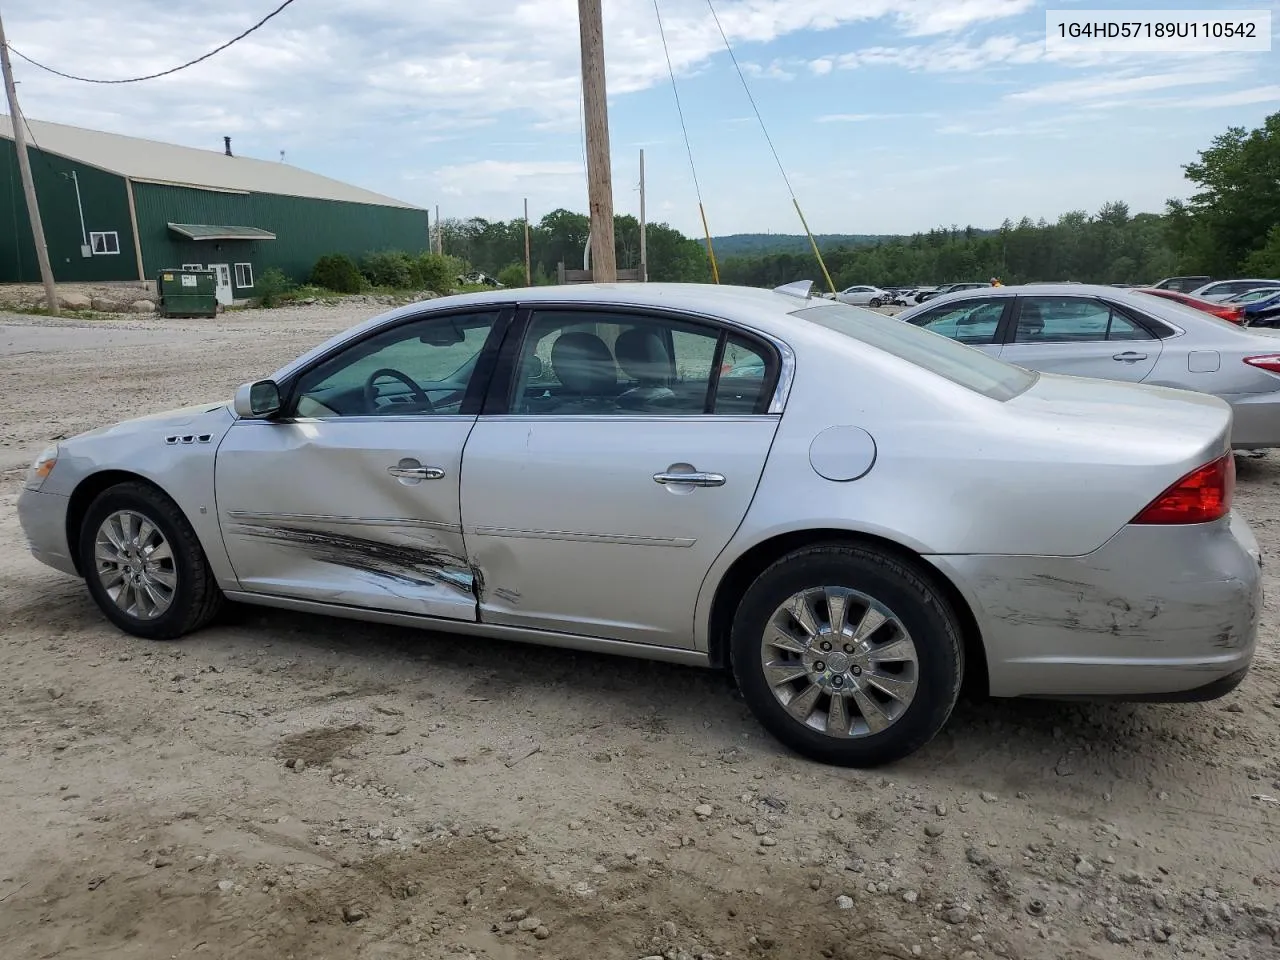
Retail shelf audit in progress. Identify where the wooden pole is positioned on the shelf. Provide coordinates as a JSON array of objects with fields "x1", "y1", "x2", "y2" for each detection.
[
  {"x1": 577, "y1": 0, "x2": 616, "y2": 282},
  {"x1": 523, "y1": 198, "x2": 532, "y2": 286},
  {"x1": 638, "y1": 149, "x2": 647, "y2": 282},
  {"x1": 435, "y1": 205, "x2": 442, "y2": 254},
  {"x1": 0, "y1": 13, "x2": 58, "y2": 313}
]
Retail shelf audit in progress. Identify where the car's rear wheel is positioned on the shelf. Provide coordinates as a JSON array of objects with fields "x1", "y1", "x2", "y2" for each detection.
[
  {"x1": 730, "y1": 543, "x2": 963, "y2": 767},
  {"x1": 869, "y1": 297, "x2": 883, "y2": 308},
  {"x1": 78, "y1": 481, "x2": 224, "y2": 640}
]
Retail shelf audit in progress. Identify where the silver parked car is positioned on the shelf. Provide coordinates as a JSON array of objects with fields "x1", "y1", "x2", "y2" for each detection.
[
  {"x1": 1190, "y1": 279, "x2": 1280, "y2": 302},
  {"x1": 896, "y1": 283, "x2": 1280, "y2": 448},
  {"x1": 18, "y1": 283, "x2": 1261, "y2": 766}
]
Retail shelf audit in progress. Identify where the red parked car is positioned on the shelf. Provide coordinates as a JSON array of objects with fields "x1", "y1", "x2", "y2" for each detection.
[{"x1": 1137, "y1": 288, "x2": 1245, "y2": 324}]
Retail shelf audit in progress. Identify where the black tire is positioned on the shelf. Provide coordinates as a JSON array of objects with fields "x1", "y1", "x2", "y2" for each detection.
[
  {"x1": 78, "y1": 481, "x2": 225, "y2": 640},
  {"x1": 730, "y1": 543, "x2": 963, "y2": 767},
  {"x1": 869, "y1": 298, "x2": 882, "y2": 308}
]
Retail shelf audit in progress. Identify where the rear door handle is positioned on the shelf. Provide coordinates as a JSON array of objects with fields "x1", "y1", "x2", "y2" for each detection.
[
  {"x1": 653, "y1": 471, "x2": 726, "y2": 487},
  {"x1": 1113, "y1": 351, "x2": 1148, "y2": 362}
]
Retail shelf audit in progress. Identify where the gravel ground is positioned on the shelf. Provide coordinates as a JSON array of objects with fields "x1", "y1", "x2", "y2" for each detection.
[{"x1": 1, "y1": 305, "x2": 1279, "y2": 960}]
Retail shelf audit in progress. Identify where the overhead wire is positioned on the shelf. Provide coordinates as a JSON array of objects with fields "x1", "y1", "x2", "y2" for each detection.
[
  {"x1": 6, "y1": 0, "x2": 299, "y2": 84},
  {"x1": 652, "y1": 0, "x2": 719, "y2": 282},
  {"x1": 703, "y1": 0, "x2": 835, "y2": 293}
]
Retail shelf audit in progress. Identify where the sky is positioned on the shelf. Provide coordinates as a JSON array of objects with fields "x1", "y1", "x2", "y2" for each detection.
[{"x1": 3, "y1": 0, "x2": 1278, "y2": 237}]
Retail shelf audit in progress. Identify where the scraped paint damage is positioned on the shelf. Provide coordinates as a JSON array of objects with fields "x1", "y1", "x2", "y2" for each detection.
[{"x1": 231, "y1": 523, "x2": 476, "y2": 597}]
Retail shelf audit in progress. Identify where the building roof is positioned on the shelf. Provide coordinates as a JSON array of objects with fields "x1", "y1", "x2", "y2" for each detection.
[{"x1": 0, "y1": 115, "x2": 419, "y2": 210}]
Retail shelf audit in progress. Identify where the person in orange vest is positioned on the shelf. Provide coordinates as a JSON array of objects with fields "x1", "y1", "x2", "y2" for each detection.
[{"x1": 990, "y1": 276, "x2": 1003, "y2": 287}]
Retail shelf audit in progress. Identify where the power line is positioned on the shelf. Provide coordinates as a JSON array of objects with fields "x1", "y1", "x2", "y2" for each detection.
[
  {"x1": 6, "y1": 0, "x2": 299, "y2": 85},
  {"x1": 703, "y1": 0, "x2": 792, "y2": 196},
  {"x1": 653, "y1": 0, "x2": 719, "y2": 282},
  {"x1": 703, "y1": 0, "x2": 834, "y2": 292}
]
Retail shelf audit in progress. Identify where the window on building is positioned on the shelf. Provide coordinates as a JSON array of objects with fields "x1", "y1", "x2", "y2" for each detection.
[
  {"x1": 182, "y1": 263, "x2": 203, "y2": 271},
  {"x1": 89, "y1": 231, "x2": 120, "y2": 255},
  {"x1": 234, "y1": 263, "x2": 254, "y2": 288}
]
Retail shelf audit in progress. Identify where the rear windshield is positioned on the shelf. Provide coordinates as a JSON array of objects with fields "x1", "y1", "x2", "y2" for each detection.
[{"x1": 792, "y1": 301, "x2": 1037, "y2": 401}]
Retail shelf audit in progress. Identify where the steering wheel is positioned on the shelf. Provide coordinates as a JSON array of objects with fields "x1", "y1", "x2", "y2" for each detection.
[{"x1": 363, "y1": 368, "x2": 434, "y2": 414}]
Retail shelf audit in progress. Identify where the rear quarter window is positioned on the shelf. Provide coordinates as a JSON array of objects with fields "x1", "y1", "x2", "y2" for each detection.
[{"x1": 792, "y1": 301, "x2": 1036, "y2": 401}]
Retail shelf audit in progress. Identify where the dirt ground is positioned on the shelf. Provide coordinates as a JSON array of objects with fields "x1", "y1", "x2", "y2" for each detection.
[{"x1": 1, "y1": 305, "x2": 1278, "y2": 960}]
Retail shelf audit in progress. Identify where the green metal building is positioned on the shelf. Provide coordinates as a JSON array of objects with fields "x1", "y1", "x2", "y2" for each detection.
[{"x1": 1, "y1": 117, "x2": 428, "y2": 301}]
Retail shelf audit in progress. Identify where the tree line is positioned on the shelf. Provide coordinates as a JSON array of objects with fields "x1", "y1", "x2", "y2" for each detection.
[{"x1": 435, "y1": 110, "x2": 1280, "y2": 291}]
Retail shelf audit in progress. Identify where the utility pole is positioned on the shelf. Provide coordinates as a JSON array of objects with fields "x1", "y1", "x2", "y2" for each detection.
[
  {"x1": 0, "y1": 13, "x2": 58, "y2": 313},
  {"x1": 638, "y1": 149, "x2": 647, "y2": 282},
  {"x1": 523, "y1": 197, "x2": 532, "y2": 286},
  {"x1": 435, "y1": 204, "x2": 442, "y2": 255},
  {"x1": 577, "y1": 0, "x2": 616, "y2": 282}
]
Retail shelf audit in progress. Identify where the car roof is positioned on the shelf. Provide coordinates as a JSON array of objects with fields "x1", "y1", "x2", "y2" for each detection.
[{"x1": 269, "y1": 282, "x2": 872, "y2": 382}]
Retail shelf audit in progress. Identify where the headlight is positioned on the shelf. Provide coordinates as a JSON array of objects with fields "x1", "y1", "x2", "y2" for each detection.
[{"x1": 24, "y1": 445, "x2": 59, "y2": 491}]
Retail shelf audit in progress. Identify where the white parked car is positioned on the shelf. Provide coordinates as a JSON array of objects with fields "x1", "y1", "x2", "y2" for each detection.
[
  {"x1": 1190, "y1": 279, "x2": 1280, "y2": 302},
  {"x1": 18, "y1": 282, "x2": 1261, "y2": 767},
  {"x1": 835, "y1": 285, "x2": 891, "y2": 307}
]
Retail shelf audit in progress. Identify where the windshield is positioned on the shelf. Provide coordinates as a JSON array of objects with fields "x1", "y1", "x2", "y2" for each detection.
[{"x1": 792, "y1": 301, "x2": 1037, "y2": 401}]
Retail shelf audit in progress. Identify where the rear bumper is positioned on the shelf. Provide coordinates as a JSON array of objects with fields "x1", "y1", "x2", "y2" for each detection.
[
  {"x1": 16, "y1": 488, "x2": 77, "y2": 577},
  {"x1": 1223, "y1": 391, "x2": 1280, "y2": 448},
  {"x1": 928, "y1": 511, "x2": 1261, "y2": 700}
]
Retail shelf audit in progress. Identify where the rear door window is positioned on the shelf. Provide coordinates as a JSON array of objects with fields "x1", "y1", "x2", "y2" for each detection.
[{"x1": 1014, "y1": 297, "x2": 1153, "y2": 343}]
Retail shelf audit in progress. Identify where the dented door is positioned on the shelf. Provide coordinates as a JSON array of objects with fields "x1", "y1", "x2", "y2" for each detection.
[
  {"x1": 216, "y1": 418, "x2": 478, "y2": 619},
  {"x1": 214, "y1": 308, "x2": 506, "y2": 620}
]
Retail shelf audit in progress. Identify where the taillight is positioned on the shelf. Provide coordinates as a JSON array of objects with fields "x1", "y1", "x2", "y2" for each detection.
[
  {"x1": 1214, "y1": 305, "x2": 1244, "y2": 323},
  {"x1": 1244, "y1": 354, "x2": 1280, "y2": 375},
  {"x1": 1131, "y1": 453, "x2": 1234, "y2": 524}
]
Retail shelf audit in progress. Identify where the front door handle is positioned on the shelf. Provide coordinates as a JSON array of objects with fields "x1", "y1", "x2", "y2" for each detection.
[
  {"x1": 653, "y1": 471, "x2": 726, "y2": 487},
  {"x1": 388, "y1": 459, "x2": 446, "y2": 482},
  {"x1": 1113, "y1": 351, "x2": 1148, "y2": 362}
]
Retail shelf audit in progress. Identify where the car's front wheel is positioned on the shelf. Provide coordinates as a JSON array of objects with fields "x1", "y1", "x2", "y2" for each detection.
[
  {"x1": 730, "y1": 543, "x2": 963, "y2": 767},
  {"x1": 78, "y1": 481, "x2": 224, "y2": 640}
]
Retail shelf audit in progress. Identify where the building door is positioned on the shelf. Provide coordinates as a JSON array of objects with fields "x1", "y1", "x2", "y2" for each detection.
[{"x1": 209, "y1": 264, "x2": 233, "y2": 305}]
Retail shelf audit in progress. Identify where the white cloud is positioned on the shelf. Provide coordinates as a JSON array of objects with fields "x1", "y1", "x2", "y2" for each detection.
[
  {"x1": 1007, "y1": 66, "x2": 1247, "y2": 104},
  {"x1": 832, "y1": 34, "x2": 1045, "y2": 72},
  {"x1": 1168, "y1": 84, "x2": 1280, "y2": 110},
  {"x1": 4, "y1": 0, "x2": 1041, "y2": 138},
  {"x1": 426, "y1": 160, "x2": 584, "y2": 195},
  {"x1": 817, "y1": 112, "x2": 935, "y2": 122}
]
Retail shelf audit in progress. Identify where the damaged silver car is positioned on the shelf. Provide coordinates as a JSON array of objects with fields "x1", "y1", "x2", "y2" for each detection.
[{"x1": 18, "y1": 282, "x2": 1262, "y2": 766}]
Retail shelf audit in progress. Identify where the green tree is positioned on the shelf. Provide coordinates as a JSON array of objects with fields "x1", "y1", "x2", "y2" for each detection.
[
  {"x1": 1166, "y1": 110, "x2": 1280, "y2": 274},
  {"x1": 1242, "y1": 225, "x2": 1280, "y2": 277},
  {"x1": 497, "y1": 262, "x2": 529, "y2": 288}
]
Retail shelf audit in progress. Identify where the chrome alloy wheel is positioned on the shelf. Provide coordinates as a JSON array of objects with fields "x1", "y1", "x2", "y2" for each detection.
[
  {"x1": 759, "y1": 586, "x2": 919, "y2": 738},
  {"x1": 94, "y1": 510, "x2": 177, "y2": 620}
]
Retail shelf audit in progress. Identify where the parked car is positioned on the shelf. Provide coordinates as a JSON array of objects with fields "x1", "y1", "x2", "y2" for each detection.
[
  {"x1": 835, "y1": 285, "x2": 891, "y2": 307},
  {"x1": 1136, "y1": 287, "x2": 1246, "y2": 324},
  {"x1": 459, "y1": 271, "x2": 502, "y2": 288},
  {"x1": 896, "y1": 283, "x2": 1280, "y2": 448},
  {"x1": 911, "y1": 286, "x2": 939, "y2": 303},
  {"x1": 1224, "y1": 288, "x2": 1280, "y2": 305},
  {"x1": 1151, "y1": 276, "x2": 1213, "y2": 293},
  {"x1": 916, "y1": 282, "x2": 991, "y2": 303},
  {"x1": 1242, "y1": 291, "x2": 1280, "y2": 327},
  {"x1": 18, "y1": 282, "x2": 1260, "y2": 767},
  {"x1": 1190, "y1": 279, "x2": 1280, "y2": 302}
]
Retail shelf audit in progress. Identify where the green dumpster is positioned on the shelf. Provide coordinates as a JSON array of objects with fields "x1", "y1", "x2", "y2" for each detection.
[{"x1": 156, "y1": 268, "x2": 217, "y2": 318}]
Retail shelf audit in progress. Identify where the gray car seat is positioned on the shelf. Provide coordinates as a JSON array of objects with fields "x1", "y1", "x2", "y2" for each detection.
[
  {"x1": 615, "y1": 327, "x2": 676, "y2": 410},
  {"x1": 548, "y1": 331, "x2": 617, "y2": 412}
]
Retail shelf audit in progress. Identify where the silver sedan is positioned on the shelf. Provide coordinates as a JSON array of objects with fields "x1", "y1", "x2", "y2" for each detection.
[
  {"x1": 896, "y1": 283, "x2": 1280, "y2": 448},
  {"x1": 17, "y1": 282, "x2": 1261, "y2": 766}
]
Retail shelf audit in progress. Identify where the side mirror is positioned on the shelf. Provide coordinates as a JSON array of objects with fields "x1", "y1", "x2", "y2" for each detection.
[
  {"x1": 526, "y1": 355, "x2": 544, "y2": 380},
  {"x1": 233, "y1": 380, "x2": 282, "y2": 419}
]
